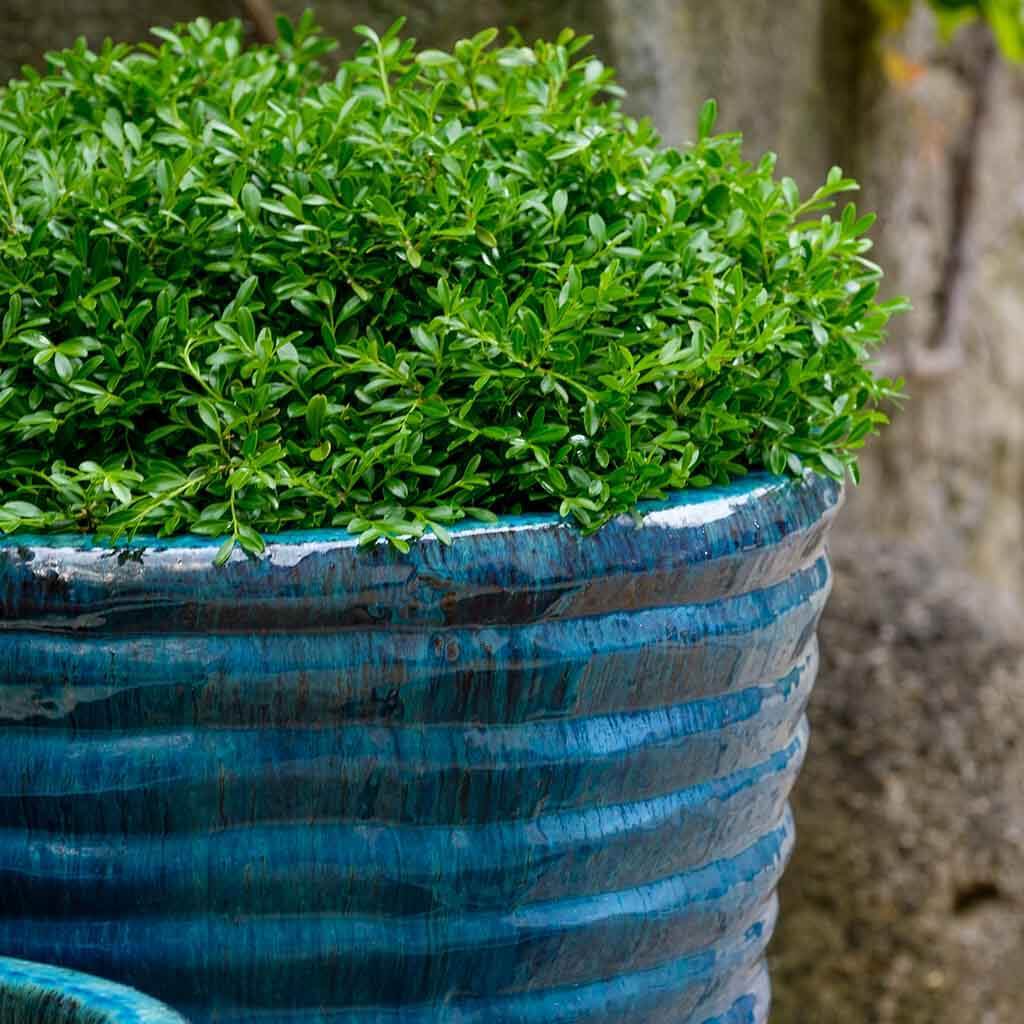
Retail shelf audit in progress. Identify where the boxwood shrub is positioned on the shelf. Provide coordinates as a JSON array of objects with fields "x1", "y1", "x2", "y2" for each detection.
[{"x1": 0, "y1": 16, "x2": 904, "y2": 560}]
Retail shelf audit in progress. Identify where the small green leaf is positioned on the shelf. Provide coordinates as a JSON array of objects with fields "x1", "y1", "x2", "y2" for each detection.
[
  {"x1": 214, "y1": 536, "x2": 236, "y2": 566},
  {"x1": 275, "y1": 15, "x2": 295, "y2": 43},
  {"x1": 237, "y1": 523, "x2": 266, "y2": 555},
  {"x1": 704, "y1": 184, "x2": 730, "y2": 217},
  {"x1": 53, "y1": 352, "x2": 74, "y2": 381},
  {"x1": 417, "y1": 49, "x2": 456, "y2": 66},
  {"x1": 697, "y1": 98, "x2": 717, "y2": 140},
  {"x1": 306, "y1": 393, "x2": 328, "y2": 440},
  {"x1": 241, "y1": 183, "x2": 262, "y2": 219},
  {"x1": 475, "y1": 225, "x2": 498, "y2": 248},
  {"x1": 819, "y1": 451, "x2": 846, "y2": 478},
  {"x1": 411, "y1": 326, "x2": 439, "y2": 357},
  {"x1": 430, "y1": 521, "x2": 453, "y2": 545},
  {"x1": 2, "y1": 501, "x2": 42, "y2": 518},
  {"x1": 196, "y1": 402, "x2": 220, "y2": 435},
  {"x1": 725, "y1": 208, "x2": 746, "y2": 237}
]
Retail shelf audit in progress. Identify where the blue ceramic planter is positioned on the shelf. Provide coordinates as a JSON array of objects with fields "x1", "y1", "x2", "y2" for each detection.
[
  {"x1": 0, "y1": 955, "x2": 187, "y2": 1023},
  {"x1": 0, "y1": 473, "x2": 840, "y2": 1023}
]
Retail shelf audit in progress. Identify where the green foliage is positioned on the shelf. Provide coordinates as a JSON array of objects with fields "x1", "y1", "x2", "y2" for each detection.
[
  {"x1": 875, "y1": 0, "x2": 1024, "y2": 60},
  {"x1": 0, "y1": 16, "x2": 903, "y2": 559}
]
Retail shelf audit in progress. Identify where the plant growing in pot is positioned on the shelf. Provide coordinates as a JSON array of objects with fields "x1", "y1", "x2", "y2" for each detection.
[{"x1": 0, "y1": 16, "x2": 903, "y2": 1024}]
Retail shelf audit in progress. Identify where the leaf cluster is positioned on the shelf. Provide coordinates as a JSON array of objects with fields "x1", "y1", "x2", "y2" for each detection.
[
  {"x1": 875, "y1": 0, "x2": 1024, "y2": 60},
  {"x1": 0, "y1": 15, "x2": 904, "y2": 560}
]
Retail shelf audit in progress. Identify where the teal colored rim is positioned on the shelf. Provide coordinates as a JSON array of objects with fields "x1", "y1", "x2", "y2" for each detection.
[
  {"x1": 0, "y1": 956, "x2": 188, "y2": 1023},
  {"x1": 0, "y1": 471, "x2": 801, "y2": 553}
]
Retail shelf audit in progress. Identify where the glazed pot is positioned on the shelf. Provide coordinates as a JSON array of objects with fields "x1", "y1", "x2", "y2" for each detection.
[
  {"x1": 0, "y1": 473, "x2": 840, "y2": 1023},
  {"x1": 0, "y1": 955, "x2": 186, "y2": 1023}
]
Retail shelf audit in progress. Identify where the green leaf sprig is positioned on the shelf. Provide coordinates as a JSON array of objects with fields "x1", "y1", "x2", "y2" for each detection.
[
  {"x1": 0, "y1": 16, "x2": 904, "y2": 561},
  {"x1": 874, "y1": 0, "x2": 1024, "y2": 60}
]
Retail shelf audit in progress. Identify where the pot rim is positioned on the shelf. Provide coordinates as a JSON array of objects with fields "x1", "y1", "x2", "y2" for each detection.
[
  {"x1": 0, "y1": 955, "x2": 187, "y2": 1023},
  {"x1": 0, "y1": 471, "x2": 833, "y2": 555},
  {"x1": 0, "y1": 472, "x2": 841, "y2": 627}
]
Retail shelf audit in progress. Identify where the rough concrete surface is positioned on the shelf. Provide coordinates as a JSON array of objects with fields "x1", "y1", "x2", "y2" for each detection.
[
  {"x1": 773, "y1": 527, "x2": 1024, "y2": 1023},
  {"x1": 844, "y1": 12, "x2": 1024, "y2": 604}
]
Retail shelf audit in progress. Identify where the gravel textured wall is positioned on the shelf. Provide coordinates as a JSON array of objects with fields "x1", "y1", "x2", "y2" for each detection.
[{"x1": 3, "y1": 3, "x2": 1023, "y2": 1020}]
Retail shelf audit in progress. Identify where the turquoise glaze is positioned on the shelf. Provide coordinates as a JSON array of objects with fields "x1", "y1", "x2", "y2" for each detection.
[
  {"x1": 0, "y1": 955, "x2": 187, "y2": 1023},
  {"x1": 0, "y1": 473, "x2": 841, "y2": 1023}
]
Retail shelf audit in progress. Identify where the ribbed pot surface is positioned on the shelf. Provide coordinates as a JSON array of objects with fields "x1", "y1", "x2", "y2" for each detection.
[{"x1": 0, "y1": 473, "x2": 840, "y2": 1023}]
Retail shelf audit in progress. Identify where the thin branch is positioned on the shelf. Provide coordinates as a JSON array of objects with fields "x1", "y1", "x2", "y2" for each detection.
[
  {"x1": 242, "y1": 0, "x2": 277, "y2": 45},
  {"x1": 914, "y1": 31, "x2": 998, "y2": 379},
  {"x1": 878, "y1": 30, "x2": 998, "y2": 383}
]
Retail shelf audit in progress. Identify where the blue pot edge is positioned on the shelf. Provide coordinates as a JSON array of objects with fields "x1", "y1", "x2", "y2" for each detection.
[
  {"x1": 0, "y1": 954, "x2": 188, "y2": 1023},
  {"x1": 0, "y1": 471, "x2": 840, "y2": 555}
]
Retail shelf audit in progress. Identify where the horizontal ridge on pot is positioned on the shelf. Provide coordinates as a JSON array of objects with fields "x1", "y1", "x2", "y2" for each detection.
[
  {"x1": 0, "y1": 729, "x2": 805, "y2": 914},
  {"x1": 0, "y1": 473, "x2": 840, "y2": 1023}
]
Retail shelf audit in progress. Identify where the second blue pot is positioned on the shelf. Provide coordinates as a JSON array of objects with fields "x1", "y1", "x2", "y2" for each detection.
[{"x1": 0, "y1": 955, "x2": 186, "y2": 1023}]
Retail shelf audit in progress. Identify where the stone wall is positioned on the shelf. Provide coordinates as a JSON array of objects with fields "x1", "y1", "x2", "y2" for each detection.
[{"x1": 4, "y1": 3, "x2": 1023, "y2": 1020}]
